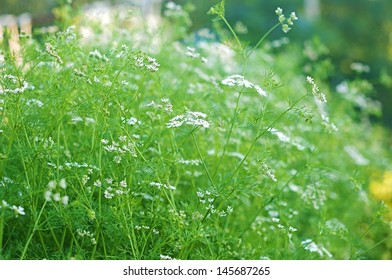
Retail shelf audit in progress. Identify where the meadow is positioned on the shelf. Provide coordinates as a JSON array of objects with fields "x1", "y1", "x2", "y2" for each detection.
[{"x1": 0, "y1": 1, "x2": 391, "y2": 259}]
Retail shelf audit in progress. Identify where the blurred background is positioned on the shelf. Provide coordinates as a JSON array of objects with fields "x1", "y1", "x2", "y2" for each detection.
[{"x1": 1, "y1": 0, "x2": 392, "y2": 127}]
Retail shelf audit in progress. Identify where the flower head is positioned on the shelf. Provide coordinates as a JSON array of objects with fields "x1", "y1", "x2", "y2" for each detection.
[
  {"x1": 221, "y1": 75, "x2": 267, "y2": 97},
  {"x1": 167, "y1": 111, "x2": 210, "y2": 129}
]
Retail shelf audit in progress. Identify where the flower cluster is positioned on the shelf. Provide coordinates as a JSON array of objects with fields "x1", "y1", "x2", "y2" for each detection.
[
  {"x1": 134, "y1": 55, "x2": 160, "y2": 72},
  {"x1": 321, "y1": 115, "x2": 338, "y2": 133},
  {"x1": 350, "y1": 62, "x2": 370, "y2": 74},
  {"x1": 302, "y1": 239, "x2": 332, "y2": 258},
  {"x1": 0, "y1": 74, "x2": 32, "y2": 94},
  {"x1": 221, "y1": 74, "x2": 267, "y2": 96},
  {"x1": 45, "y1": 42, "x2": 63, "y2": 64},
  {"x1": 26, "y1": 98, "x2": 44, "y2": 107},
  {"x1": 89, "y1": 49, "x2": 109, "y2": 62},
  {"x1": 102, "y1": 178, "x2": 129, "y2": 199},
  {"x1": 44, "y1": 179, "x2": 69, "y2": 205},
  {"x1": 121, "y1": 116, "x2": 141, "y2": 126},
  {"x1": 301, "y1": 183, "x2": 326, "y2": 210},
  {"x1": 169, "y1": 209, "x2": 189, "y2": 226},
  {"x1": 260, "y1": 162, "x2": 277, "y2": 182},
  {"x1": 135, "y1": 225, "x2": 160, "y2": 234},
  {"x1": 70, "y1": 115, "x2": 95, "y2": 125},
  {"x1": 306, "y1": 76, "x2": 327, "y2": 103},
  {"x1": 0, "y1": 200, "x2": 25, "y2": 217},
  {"x1": 185, "y1": 46, "x2": 208, "y2": 63},
  {"x1": 196, "y1": 190, "x2": 233, "y2": 217},
  {"x1": 34, "y1": 136, "x2": 54, "y2": 149},
  {"x1": 164, "y1": 1, "x2": 187, "y2": 18},
  {"x1": 166, "y1": 111, "x2": 210, "y2": 129},
  {"x1": 101, "y1": 136, "x2": 137, "y2": 164},
  {"x1": 47, "y1": 161, "x2": 99, "y2": 172},
  {"x1": 275, "y1": 7, "x2": 298, "y2": 33},
  {"x1": 149, "y1": 181, "x2": 176, "y2": 191},
  {"x1": 177, "y1": 158, "x2": 201, "y2": 166},
  {"x1": 160, "y1": 254, "x2": 177, "y2": 260},
  {"x1": 269, "y1": 128, "x2": 306, "y2": 151},
  {"x1": 76, "y1": 228, "x2": 97, "y2": 245},
  {"x1": 145, "y1": 98, "x2": 173, "y2": 114}
]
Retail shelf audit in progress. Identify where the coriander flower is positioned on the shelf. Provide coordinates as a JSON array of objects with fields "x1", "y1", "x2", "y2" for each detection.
[
  {"x1": 307, "y1": 76, "x2": 327, "y2": 103},
  {"x1": 275, "y1": 7, "x2": 298, "y2": 33},
  {"x1": 166, "y1": 111, "x2": 210, "y2": 129},
  {"x1": 275, "y1": 7, "x2": 283, "y2": 16},
  {"x1": 221, "y1": 75, "x2": 267, "y2": 96},
  {"x1": 45, "y1": 42, "x2": 63, "y2": 64},
  {"x1": 186, "y1": 47, "x2": 200, "y2": 58},
  {"x1": 12, "y1": 205, "x2": 25, "y2": 216}
]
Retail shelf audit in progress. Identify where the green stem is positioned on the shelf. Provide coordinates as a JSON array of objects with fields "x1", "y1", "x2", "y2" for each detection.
[
  {"x1": 246, "y1": 23, "x2": 281, "y2": 59},
  {"x1": 213, "y1": 89, "x2": 243, "y2": 178},
  {"x1": 225, "y1": 94, "x2": 308, "y2": 186},
  {"x1": 220, "y1": 16, "x2": 244, "y2": 56},
  {"x1": 192, "y1": 132, "x2": 215, "y2": 189},
  {"x1": 20, "y1": 201, "x2": 47, "y2": 260},
  {"x1": 202, "y1": 95, "x2": 307, "y2": 223}
]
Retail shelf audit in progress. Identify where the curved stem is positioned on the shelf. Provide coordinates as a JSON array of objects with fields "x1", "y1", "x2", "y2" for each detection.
[{"x1": 247, "y1": 23, "x2": 281, "y2": 59}]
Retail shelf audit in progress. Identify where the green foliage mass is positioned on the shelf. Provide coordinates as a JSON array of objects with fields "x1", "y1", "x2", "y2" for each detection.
[{"x1": 0, "y1": 1, "x2": 391, "y2": 260}]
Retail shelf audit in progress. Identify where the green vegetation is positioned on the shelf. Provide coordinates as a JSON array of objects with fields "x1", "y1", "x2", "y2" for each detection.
[{"x1": 0, "y1": 1, "x2": 391, "y2": 260}]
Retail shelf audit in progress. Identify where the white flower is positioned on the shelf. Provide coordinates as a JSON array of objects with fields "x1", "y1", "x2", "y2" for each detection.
[
  {"x1": 254, "y1": 85, "x2": 267, "y2": 97},
  {"x1": 120, "y1": 180, "x2": 127, "y2": 188},
  {"x1": 222, "y1": 75, "x2": 267, "y2": 96},
  {"x1": 45, "y1": 42, "x2": 63, "y2": 64},
  {"x1": 290, "y1": 12, "x2": 298, "y2": 21},
  {"x1": 94, "y1": 180, "x2": 102, "y2": 187},
  {"x1": 321, "y1": 115, "x2": 338, "y2": 132},
  {"x1": 275, "y1": 8, "x2": 298, "y2": 33},
  {"x1": 307, "y1": 76, "x2": 327, "y2": 103},
  {"x1": 62, "y1": 195, "x2": 69, "y2": 205},
  {"x1": 48, "y1": 180, "x2": 56, "y2": 189},
  {"x1": 1, "y1": 200, "x2": 9, "y2": 207},
  {"x1": 302, "y1": 239, "x2": 333, "y2": 258},
  {"x1": 12, "y1": 205, "x2": 25, "y2": 216},
  {"x1": 167, "y1": 111, "x2": 210, "y2": 129},
  {"x1": 126, "y1": 117, "x2": 138, "y2": 125},
  {"x1": 89, "y1": 49, "x2": 108, "y2": 62},
  {"x1": 282, "y1": 24, "x2": 291, "y2": 33},
  {"x1": 44, "y1": 190, "x2": 52, "y2": 201},
  {"x1": 53, "y1": 193, "x2": 61, "y2": 202},
  {"x1": 289, "y1": 226, "x2": 297, "y2": 232},
  {"x1": 59, "y1": 178, "x2": 67, "y2": 189},
  {"x1": 186, "y1": 47, "x2": 200, "y2": 58}
]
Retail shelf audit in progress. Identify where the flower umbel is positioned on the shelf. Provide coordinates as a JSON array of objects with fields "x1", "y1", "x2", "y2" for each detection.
[
  {"x1": 222, "y1": 74, "x2": 267, "y2": 96},
  {"x1": 275, "y1": 7, "x2": 298, "y2": 33},
  {"x1": 166, "y1": 111, "x2": 210, "y2": 129},
  {"x1": 307, "y1": 76, "x2": 327, "y2": 103}
]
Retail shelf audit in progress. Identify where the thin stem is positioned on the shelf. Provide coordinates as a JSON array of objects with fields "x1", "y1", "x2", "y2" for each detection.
[
  {"x1": 220, "y1": 16, "x2": 245, "y2": 56},
  {"x1": 192, "y1": 132, "x2": 215, "y2": 189},
  {"x1": 213, "y1": 89, "x2": 243, "y2": 178},
  {"x1": 225, "y1": 94, "x2": 308, "y2": 186},
  {"x1": 247, "y1": 22, "x2": 281, "y2": 59},
  {"x1": 20, "y1": 201, "x2": 47, "y2": 260}
]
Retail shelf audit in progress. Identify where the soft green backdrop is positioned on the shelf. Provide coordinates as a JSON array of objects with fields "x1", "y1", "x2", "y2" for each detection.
[{"x1": 1, "y1": 0, "x2": 392, "y2": 126}]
